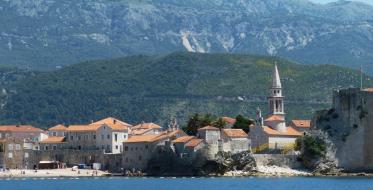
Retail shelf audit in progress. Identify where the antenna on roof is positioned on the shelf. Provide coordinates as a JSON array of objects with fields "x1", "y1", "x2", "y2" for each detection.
[{"x1": 360, "y1": 64, "x2": 364, "y2": 90}]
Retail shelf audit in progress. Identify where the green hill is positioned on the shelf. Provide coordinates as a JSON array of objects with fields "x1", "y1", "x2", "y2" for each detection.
[{"x1": 0, "y1": 52, "x2": 371, "y2": 128}]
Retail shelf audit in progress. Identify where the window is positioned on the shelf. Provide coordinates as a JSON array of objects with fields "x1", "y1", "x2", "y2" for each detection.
[
  {"x1": 53, "y1": 145, "x2": 57, "y2": 150},
  {"x1": 45, "y1": 146, "x2": 49, "y2": 151},
  {"x1": 139, "y1": 156, "x2": 142, "y2": 161},
  {"x1": 114, "y1": 134, "x2": 118, "y2": 142},
  {"x1": 70, "y1": 136, "x2": 74, "y2": 141},
  {"x1": 8, "y1": 152, "x2": 13, "y2": 158},
  {"x1": 0, "y1": 133, "x2": 2, "y2": 138},
  {"x1": 107, "y1": 134, "x2": 110, "y2": 139},
  {"x1": 115, "y1": 145, "x2": 118, "y2": 150},
  {"x1": 135, "y1": 147, "x2": 138, "y2": 151},
  {"x1": 53, "y1": 132, "x2": 57, "y2": 136},
  {"x1": 124, "y1": 146, "x2": 128, "y2": 151},
  {"x1": 145, "y1": 145, "x2": 149, "y2": 149},
  {"x1": 15, "y1": 144, "x2": 21, "y2": 150},
  {"x1": 8, "y1": 144, "x2": 13, "y2": 150},
  {"x1": 93, "y1": 135, "x2": 96, "y2": 140},
  {"x1": 78, "y1": 136, "x2": 81, "y2": 140},
  {"x1": 24, "y1": 152, "x2": 29, "y2": 158},
  {"x1": 123, "y1": 134, "x2": 127, "y2": 139},
  {"x1": 78, "y1": 146, "x2": 81, "y2": 150}
]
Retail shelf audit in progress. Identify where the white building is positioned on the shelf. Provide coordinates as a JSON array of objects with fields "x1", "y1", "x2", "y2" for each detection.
[
  {"x1": 250, "y1": 64, "x2": 302, "y2": 151},
  {"x1": 48, "y1": 124, "x2": 67, "y2": 137},
  {"x1": 65, "y1": 117, "x2": 130, "y2": 154}
]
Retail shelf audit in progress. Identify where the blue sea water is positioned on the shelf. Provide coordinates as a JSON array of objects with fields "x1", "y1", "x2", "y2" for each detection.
[{"x1": 0, "y1": 177, "x2": 372, "y2": 190}]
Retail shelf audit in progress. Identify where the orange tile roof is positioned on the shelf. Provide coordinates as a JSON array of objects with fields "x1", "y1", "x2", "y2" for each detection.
[
  {"x1": 40, "y1": 136, "x2": 66, "y2": 143},
  {"x1": 131, "y1": 128, "x2": 154, "y2": 135},
  {"x1": 363, "y1": 88, "x2": 373, "y2": 92},
  {"x1": 172, "y1": 136, "x2": 195, "y2": 143},
  {"x1": 185, "y1": 139, "x2": 204, "y2": 148},
  {"x1": 67, "y1": 123, "x2": 128, "y2": 132},
  {"x1": 91, "y1": 117, "x2": 132, "y2": 127},
  {"x1": 223, "y1": 129, "x2": 248, "y2": 138},
  {"x1": 165, "y1": 129, "x2": 187, "y2": 138},
  {"x1": 48, "y1": 124, "x2": 67, "y2": 131},
  {"x1": 0, "y1": 125, "x2": 43, "y2": 133},
  {"x1": 132, "y1": 123, "x2": 162, "y2": 130},
  {"x1": 66, "y1": 125, "x2": 101, "y2": 132},
  {"x1": 198, "y1": 126, "x2": 220, "y2": 131},
  {"x1": 263, "y1": 126, "x2": 302, "y2": 137},
  {"x1": 264, "y1": 115, "x2": 285, "y2": 122},
  {"x1": 291, "y1": 120, "x2": 311, "y2": 128},
  {"x1": 222, "y1": 117, "x2": 236, "y2": 125},
  {"x1": 124, "y1": 134, "x2": 169, "y2": 143}
]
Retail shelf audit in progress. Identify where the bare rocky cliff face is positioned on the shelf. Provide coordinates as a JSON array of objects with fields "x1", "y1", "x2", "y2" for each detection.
[{"x1": 0, "y1": 0, "x2": 373, "y2": 72}]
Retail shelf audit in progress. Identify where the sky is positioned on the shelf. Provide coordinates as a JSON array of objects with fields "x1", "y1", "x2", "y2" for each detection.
[{"x1": 310, "y1": 0, "x2": 373, "y2": 5}]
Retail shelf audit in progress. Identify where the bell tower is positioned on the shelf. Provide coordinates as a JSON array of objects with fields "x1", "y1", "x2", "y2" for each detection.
[{"x1": 268, "y1": 63, "x2": 284, "y2": 116}]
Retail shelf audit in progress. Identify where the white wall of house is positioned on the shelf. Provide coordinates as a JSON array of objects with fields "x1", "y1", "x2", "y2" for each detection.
[{"x1": 268, "y1": 137, "x2": 297, "y2": 149}]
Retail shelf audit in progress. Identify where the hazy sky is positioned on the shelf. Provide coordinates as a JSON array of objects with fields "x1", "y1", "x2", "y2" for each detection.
[{"x1": 310, "y1": 0, "x2": 373, "y2": 5}]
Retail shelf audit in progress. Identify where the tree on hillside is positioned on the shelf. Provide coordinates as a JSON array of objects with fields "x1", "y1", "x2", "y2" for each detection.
[
  {"x1": 182, "y1": 113, "x2": 226, "y2": 135},
  {"x1": 232, "y1": 115, "x2": 254, "y2": 133}
]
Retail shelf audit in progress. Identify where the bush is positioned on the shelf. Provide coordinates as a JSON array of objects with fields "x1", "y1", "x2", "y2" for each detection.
[{"x1": 296, "y1": 135, "x2": 326, "y2": 159}]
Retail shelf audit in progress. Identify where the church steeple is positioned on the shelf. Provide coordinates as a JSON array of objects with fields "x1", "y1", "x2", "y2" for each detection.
[
  {"x1": 272, "y1": 63, "x2": 282, "y2": 89},
  {"x1": 268, "y1": 62, "x2": 284, "y2": 115}
]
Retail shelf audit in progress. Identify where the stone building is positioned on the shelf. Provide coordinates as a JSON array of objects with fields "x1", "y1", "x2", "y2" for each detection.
[
  {"x1": 221, "y1": 129, "x2": 250, "y2": 153},
  {"x1": 250, "y1": 64, "x2": 302, "y2": 151},
  {"x1": 172, "y1": 136, "x2": 196, "y2": 157},
  {"x1": 183, "y1": 139, "x2": 206, "y2": 160},
  {"x1": 122, "y1": 134, "x2": 170, "y2": 170},
  {"x1": 313, "y1": 88, "x2": 373, "y2": 171},
  {"x1": 0, "y1": 125, "x2": 47, "y2": 142},
  {"x1": 0, "y1": 138, "x2": 38, "y2": 169}
]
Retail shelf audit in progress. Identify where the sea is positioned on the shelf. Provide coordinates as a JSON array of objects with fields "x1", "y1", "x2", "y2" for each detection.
[{"x1": 0, "y1": 176, "x2": 372, "y2": 190}]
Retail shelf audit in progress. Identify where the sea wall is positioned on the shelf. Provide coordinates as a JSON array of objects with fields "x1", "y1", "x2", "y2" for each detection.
[{"x1": 253, "y1": 154, "x2": 302, "y2": 168}]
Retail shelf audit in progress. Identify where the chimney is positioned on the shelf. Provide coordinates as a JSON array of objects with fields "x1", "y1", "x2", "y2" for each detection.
[{"x1": 113, "y1": 120, "x2": 117, "y2": 124}]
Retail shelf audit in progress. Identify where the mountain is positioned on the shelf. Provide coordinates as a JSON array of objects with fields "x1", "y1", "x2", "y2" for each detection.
[
  {"x1": 0, "y1": 0, "x2": 373, "y2": 73},
  {"x1": 0, "y1": 52, "x2": 371, "y2": 128}
]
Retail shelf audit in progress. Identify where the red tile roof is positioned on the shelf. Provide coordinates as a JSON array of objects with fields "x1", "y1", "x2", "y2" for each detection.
[
  {"x1": 91, "y1": 117, "x2": 132, "y2": 127},
  {"x1": 124, "y1": 134, "x2": 169, "y2": 143},
  {"x1": 40, "y1": 136, "x2": 66, "y2": 143},
  {"x1": 48, "y1": 124, "x2": 67, "y2": 131},
  {"x1": 263, "y1": 126, "x2": 302, "y2": 137},
  {"x1": 132, "y1": 123, "x2": 162, "y2": 130},
  {"x1": 172, "y1": 136, "x2": 195, "y2": 143},
  {"x1": 198, "y1": 126, "x2": 220, "y2": 131},
  {"x1": 66, "y1": 125, "x2": 101, "y2": 132},
  {"x1": 223, "y1": 129, "x2": 248, "y2": 138},
  {"x1": 264, "y1": 115, "x2": 285, "y2": 122},
  {"x1": 185, "y1": 139, "x2": 204, "y2": 148},
  {"x1": 0, "y1": 125, "x2": 43, "y2": 133},
  {"x1": 222, "y1": 117, "x2": 236, "y2": 125},
  {"x1": 363, "y1": 88, "x2": 373, "y2": 92},
  {"x1": 291, "y1": 120, "x2": 311, "y2": 128}
]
